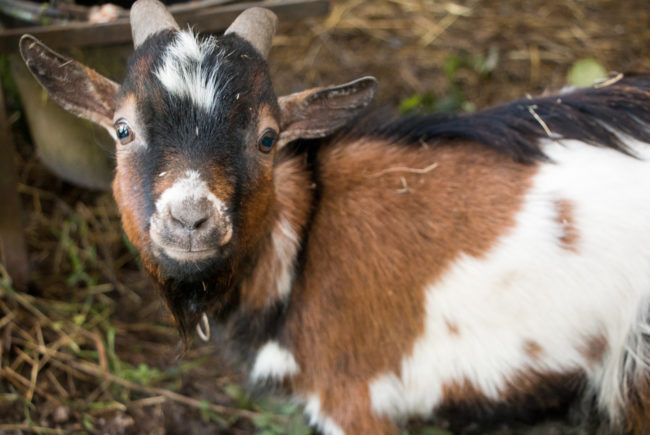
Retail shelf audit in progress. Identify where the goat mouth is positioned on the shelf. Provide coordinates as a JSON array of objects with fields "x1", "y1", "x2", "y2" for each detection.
[
  {"x1": 149, "y1": 236, "x2": 217, "y2": 261},
  {"x1": 157, "y1": 246, "x2": 219, "y2": 262},
  {"x1": 149, "y1": 229, "x2": 223, "y2": 263},
  {"x1": 150, "y1": 242, "x2": 225, "y2": 281}
]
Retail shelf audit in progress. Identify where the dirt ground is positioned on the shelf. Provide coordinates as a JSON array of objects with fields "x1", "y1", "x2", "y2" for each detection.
[{"x1": 1, "y1": 0, "x2": 650, "y2": 434}]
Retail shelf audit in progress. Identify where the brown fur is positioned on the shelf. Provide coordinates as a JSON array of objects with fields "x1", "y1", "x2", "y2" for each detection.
[
  {"x1": 271, "y1": 139, "x2": 537, "y2": 432},
  {"x1": 256, "y1": 104, "x2": 280, "y2": 137},
  {"x1": 625, "y1": 374, "x2": 650, "y2": 435},
  {"x1": 554, "y1": 199, "x2": 579, "y2": 252},
  {"x1": 445, "y1": 319, "x2": 460, "y2": 337},
  {"x1": 239, "y1": 157, "x2": 314, "y2": 310},
  {"x1": 441, "y1": 378, "x2": 488, "y2": 410},
  {"x1": 322, "y1": 382, "x2": 399, "y2": 435},
  {"x1": 503, "y1": 370, "x2": 584, "y2": 412},
  {"x1": 112, "y1": 161, "x2": 148, "y2": 254},
  {"x1": 524, "y1": 340, "x2": 544, "y2": 360},
  {"x1": 581, "y1": 335, "x2": 608, "y2": 366}
]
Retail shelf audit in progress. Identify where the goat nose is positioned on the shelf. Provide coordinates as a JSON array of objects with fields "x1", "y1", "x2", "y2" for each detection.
[{"x1": 169, "y1": 198, "x2": 213, "y2": 231}]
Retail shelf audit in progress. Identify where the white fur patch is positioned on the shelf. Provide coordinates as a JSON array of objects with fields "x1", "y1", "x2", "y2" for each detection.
[
  {"x1": 155, "y1": 170, "x2": 227, "y2": 219},
  {"x1": 304, "y1": 394, "x2": 345, "y2": 435},
  {"x1": 271, "y1": 218, "x2": 300, "y2": 300},
  {"x1": 155, "y1": 30, "x2": 224, "y2": 112},
  {"x1": 150, "y1": 170, "x2": 232, "y2": 257},
  {"x1": 250, "y1": 341, "x2": 300, "y2": 382},
  {"x1": 369, "y1": 137, "x2": 650, "y2": 425}
]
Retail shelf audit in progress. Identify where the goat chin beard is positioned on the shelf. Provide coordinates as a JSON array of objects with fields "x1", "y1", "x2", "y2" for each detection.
[
  {"x1": 156, "y1": 273, "x2": 236, "y2": 343},
  {"x1": 162, "y1": 282, "x2": 213, "y2": 342}
]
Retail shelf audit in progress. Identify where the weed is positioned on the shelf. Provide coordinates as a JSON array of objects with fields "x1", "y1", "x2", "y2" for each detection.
[{"x1": 400, "y1": 48, "x2": 496, "y2": 114}]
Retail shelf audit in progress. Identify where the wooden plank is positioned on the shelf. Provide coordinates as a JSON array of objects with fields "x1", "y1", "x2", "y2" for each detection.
[
  {"x1": 0, "y1": 84, "x2": 29, "y2": 290},
  {"x1": 0, "y1": 0, "x2": 330, "y2": 54}
]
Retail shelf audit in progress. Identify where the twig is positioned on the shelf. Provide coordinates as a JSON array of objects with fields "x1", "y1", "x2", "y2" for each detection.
[
  {"x1": 28, "y1": 346, "x2": 40, "y2": 402},
  {"x1": 45, "y1": 370, "x2": 70, "y2": 399},
  {"x1": 92, "y1": 330, "x2": 109, "y2": 372},
  {"x1": 594, "y1": 72, "x2": 624, "y2": 88},
  {"x1": 11, "y1": 347, "x2": 39, "y2": 402},
  {"x1": 0, "y1": 312, "x2": 14, "y2": 329},
  {"x1": 0, "y1": 424, "x2": 65, "y2": 434},
  {"x1": 67, "y1": 360, "x2": 261, "y2": 421},
  {"x1": 129, "y1": 395, "x2": 167, "y2": 407},
  {"x1": 368, "y1": 162, "x2": 439, "y2": 178},
  {"x1": 111, "y1": 321, "x2": 177, "y2": 338},
  {"x1": 1, "y1": 287, "x2": 80, "y2": 352},
  {"x1": 397, "y1": 177, "x2": 409, "y2": 194},
  {"x1": 85, "y1": 378, "x2": 111, "y2": 404},
  {"x1": 13, "y1": 338, "x2": 261, "y2": 422},
  {"x1": 0, "y1": 366, "x2": 57, "y2": 402},
  {"x1": 527, "y1": 104, "x2": 553, "y2": 138},
  {"x1": 47, "y1": 357, "x2": 95, "y2": 383}
]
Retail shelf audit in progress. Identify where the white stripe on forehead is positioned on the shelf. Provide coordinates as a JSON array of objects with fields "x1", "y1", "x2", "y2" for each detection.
[
  {"x1": 154, "y1": 30, "x2": 223, "y2": 112},
  {"x1": 155, "y1": 170, "x2": 227, "y2": 217}
]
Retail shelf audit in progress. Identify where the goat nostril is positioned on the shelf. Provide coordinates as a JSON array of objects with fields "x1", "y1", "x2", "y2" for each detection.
[
  {"x1": 168, "y1": 202, "x2": 213, "y2": 231},
  {"x1": 170, "y1": 213, "x2": 210, "y2": 231},
  {"x1": 192, "y1": 216, "x2": 209, "y2": 230}
]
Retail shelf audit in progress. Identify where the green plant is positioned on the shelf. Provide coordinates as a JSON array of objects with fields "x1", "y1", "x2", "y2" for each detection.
[{"x1": 400, "y1": 48, "x2": 496, "y2": 115}]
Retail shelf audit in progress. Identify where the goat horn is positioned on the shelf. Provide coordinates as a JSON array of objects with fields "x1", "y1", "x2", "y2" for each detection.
[
  {"x1": 130, "y1": 0, "x2": 180, "y2": 49},
  {"x1": 224, "y1": 7, "x2": 278, "y2": 59}
]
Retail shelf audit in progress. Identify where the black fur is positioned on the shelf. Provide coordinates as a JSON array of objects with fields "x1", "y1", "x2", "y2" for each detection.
[
  {"x1": 434, "y1": 372, "x2": 588, "y2": 432},
  {"x1": 350, "y1": 75, "x2": 650, "y2": 163}
]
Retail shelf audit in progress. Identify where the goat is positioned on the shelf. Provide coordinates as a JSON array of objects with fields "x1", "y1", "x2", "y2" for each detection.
[{"x1": 19, "y1": 0, "x2": 650, "y2": 432}]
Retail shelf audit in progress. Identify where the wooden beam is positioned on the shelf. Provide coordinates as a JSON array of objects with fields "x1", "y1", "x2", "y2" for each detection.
[
  {"x1": 0, "y1": 84, "x2": 29, "y2": 290},
  {"x1": 0, "y1": 0, "x2": 329, "y2": 54}
]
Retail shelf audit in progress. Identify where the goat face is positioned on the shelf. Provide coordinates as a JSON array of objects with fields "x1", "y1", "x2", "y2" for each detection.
[
  {"x1": 113, "y1": 30, "x2": 279, "y2": 283},
  {"x1": 20, "y1": 0, "x2": 377, "y2": 334},
  {"x1": 110, "y1": 12, "x2": 287, "y2": 335}
]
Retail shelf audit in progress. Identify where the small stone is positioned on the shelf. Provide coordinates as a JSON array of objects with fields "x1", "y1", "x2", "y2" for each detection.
[{"x1": 52, "y1": 405, "x2": 70, "y2": 424}]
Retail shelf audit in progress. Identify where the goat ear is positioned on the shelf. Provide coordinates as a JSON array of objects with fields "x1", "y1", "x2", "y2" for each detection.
[
  {"x1": 19, "y1": 35, "x2": 119, "y2": 132},
  {"x1": 277, "y1": 76, "x2": 378, "y2": 147}
]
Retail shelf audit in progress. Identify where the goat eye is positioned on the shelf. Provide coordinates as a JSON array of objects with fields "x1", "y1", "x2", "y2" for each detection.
[
  {"x1": 257, "y1": 128, "x2": 277, "y2": 153},
  {"x1": 115, "y1": 120, "x2": 135, "y2": 145}
]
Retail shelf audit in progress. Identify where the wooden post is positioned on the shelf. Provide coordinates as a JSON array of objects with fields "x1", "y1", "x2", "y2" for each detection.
[{"x1": 0, "y1": 83, "x2": 29, "y2": 289}]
